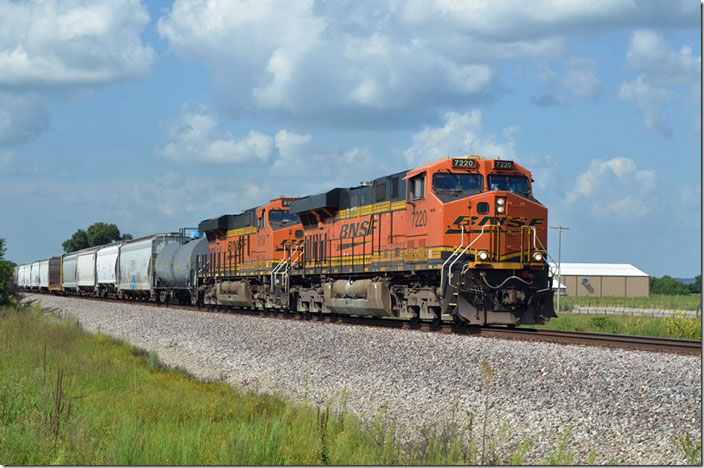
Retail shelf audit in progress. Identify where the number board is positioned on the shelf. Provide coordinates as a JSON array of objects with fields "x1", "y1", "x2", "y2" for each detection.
[
  {"x1": 494, "y1": 160, "x2": 514, "y2": 170},
  {"x1": 452, "y1": 158, "x2": 477, "y2": 168},
  {"x1": 281, "y1": 199, "x2": 291, "y2": 206}
]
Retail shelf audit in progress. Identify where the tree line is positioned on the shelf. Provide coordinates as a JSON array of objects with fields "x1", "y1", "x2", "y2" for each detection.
[{"x1": 650, "y1": 275, "x2": 701, "y2": 295}]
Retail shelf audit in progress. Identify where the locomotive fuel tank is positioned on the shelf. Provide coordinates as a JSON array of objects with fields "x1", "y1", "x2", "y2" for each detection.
[
  {"x1": 324, "y1": 279, "x2": 393, "y2": 317},
  {"x1": 206, "y1": 280, "x2": 254, "y2": 307}
]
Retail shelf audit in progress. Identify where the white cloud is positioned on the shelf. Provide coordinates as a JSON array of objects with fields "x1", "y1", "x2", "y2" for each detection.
[
  {"x1": 157, "y1": 0, "x2": 697, "y2": 125},
  {"x1": 0, "y1": 0, "x2": 154, "y2": 89},
  {"x1": 398, "y1": 0, "x2": 696, "y2": 39},
  {"x1": 0, "y1": 92, "x2": 49, "y2": 146},
  {"x1": 619, "y1": 30, "x2": 700, "y2": 134},
  {"x1": 626, "y1": 30, "x2": 700, "y2": 86},
  {"x1": 566, "y1": 157, "x2": 657, "y2": 218},
  {"x1": 403, "y1": 110, "x2": 516, "y2": 166},
  {"x1": 156, "y1": 106, "x2": 274, "y2": 164},
  {"x1": 618, "y1": 76, "x2": 674, "y2": 135},
  {"x1": 562, "y1": 58, "x2": 602, "y2": 98},
  {"x1": 132, "y1": 172, "x2": 262, "y2": 217}
]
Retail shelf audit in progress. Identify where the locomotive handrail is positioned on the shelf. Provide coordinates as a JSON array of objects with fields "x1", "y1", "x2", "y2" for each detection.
[
  {"x1": 447, "y1": 225, "x2": 487, "y2": 289},
  {"x1": 440, "y1": 225, "x2": 464, "y2": 294},
  {"x1": 275, "y1": 245, "x2": 289, "y2": 274}
]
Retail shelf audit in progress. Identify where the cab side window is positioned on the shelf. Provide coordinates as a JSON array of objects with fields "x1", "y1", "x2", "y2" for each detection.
[{"x1": 409, "y1": 173, "x2": 426, "y2": 200}]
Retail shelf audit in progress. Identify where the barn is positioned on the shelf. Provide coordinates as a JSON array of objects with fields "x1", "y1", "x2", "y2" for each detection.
[{"x1": 548, "y1": 263, "x2": 650, "y2": 297}]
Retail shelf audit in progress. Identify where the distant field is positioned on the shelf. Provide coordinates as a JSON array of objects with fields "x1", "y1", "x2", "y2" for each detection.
[
  {"x1": 557, "y1": 294, "x2": 702, "y2": 312},
  {"x1": 538, "y1": 312, "x2": 701, "y2": 340}
]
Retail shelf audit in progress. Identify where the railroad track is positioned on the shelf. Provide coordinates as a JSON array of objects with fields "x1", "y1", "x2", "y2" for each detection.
[{"x1": 25, "y1": 292, "x2": 701, "y2": 356}]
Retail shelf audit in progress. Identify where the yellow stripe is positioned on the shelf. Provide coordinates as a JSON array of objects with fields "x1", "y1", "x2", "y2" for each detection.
[
  {"x1": 226, "y1": 226, "x2": 257, "y2": 237},
  {"x1": 335, "y1": 200, "x2": 406, "y2": 220}
]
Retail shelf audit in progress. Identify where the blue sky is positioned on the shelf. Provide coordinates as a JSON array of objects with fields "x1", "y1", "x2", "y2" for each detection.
[{"x1": 0, "y1": 0, "x2": 700, "y2": 278}]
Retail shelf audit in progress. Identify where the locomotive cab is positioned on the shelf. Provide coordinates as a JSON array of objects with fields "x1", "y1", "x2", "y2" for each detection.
[{"x1": 405, "y1": 155, "x2": 555, "y2": 326}]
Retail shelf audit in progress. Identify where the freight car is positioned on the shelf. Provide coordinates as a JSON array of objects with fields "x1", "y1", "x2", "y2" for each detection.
[
  {"x1": 16, "y1": 232, "x2": 203, "y2": 304},
  {"x1": 15, "y1": 154, "x2": 555, "y2": 326},
  {"x1": 154, "y1": 234, "x2": 208, "y2": 305},
  {"x1": 195, "y1": 155, "x2": 555, "y2": 326}
]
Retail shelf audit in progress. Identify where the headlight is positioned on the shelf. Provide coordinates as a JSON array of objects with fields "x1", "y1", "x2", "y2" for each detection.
[
  {"x1": 532, "y1": 251, "x2": 543, "y2": 262},
  {"x1": 496, "y1": 197, "x2": 506, "y2": 206},
  {"x1": 477, "y1": 250, "x2": 489, "y2": 261},
  {"x1": 496, "y1": 205, "x2": 505, "y2": 214}
]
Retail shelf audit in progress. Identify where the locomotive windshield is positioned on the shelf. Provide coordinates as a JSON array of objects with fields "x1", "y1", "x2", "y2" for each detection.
[
  {"x1": 432, "y1": 172, "x2": 483, "y2": 195},
  {"x1": 268, "y1": 210, "x2": 300, "y2": 227},
  {"x1": 488, "y1": 175, "x2": 530, "y2": 197}
]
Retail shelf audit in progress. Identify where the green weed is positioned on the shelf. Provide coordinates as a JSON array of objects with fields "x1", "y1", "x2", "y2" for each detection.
[
  {"x1": 537, "y1": 312, "x2": 701, "y2": 340},
  {"x1": 0, "y1": 303, "x2": 603, "y2": 465}
]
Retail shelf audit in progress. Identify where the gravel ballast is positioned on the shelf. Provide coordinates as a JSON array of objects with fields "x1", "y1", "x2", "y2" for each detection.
[{"x1": 26, "y1": 294, "x2": 701, "y2": 464}]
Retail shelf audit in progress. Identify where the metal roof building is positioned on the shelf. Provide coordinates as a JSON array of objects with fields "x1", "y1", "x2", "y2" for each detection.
[{"x1": 548, "y1": 263, "x2": 650, "y2": 297}]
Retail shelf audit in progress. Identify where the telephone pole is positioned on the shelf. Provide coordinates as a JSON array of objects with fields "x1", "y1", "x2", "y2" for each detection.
[{"x1": 550, "y1": 225, "x2": 569, "y2": 313}]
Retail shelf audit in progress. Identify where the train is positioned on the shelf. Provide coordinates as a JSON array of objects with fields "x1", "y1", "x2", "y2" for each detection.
[{"x1": 14, "y1": 154, "x2": 556, "y2": 326}]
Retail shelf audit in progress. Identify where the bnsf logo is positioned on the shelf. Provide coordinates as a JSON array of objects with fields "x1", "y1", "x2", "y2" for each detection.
[
  {"x1": 339, "y1": 219, "x2": 376, "y2": 239},
  {"x1": 450, "y1": 216, "x2": 545, "y2": 228}
]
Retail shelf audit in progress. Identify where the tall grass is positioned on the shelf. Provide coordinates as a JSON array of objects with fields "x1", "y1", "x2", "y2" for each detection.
[
  {"x1": 538, "y1": 311, "x2": 701, "y2": 340},
  {"x1": 5, "y1": 303, "x2": 691, "y2": 464},
  {"x1": 559, "y1": 294, "x2": 701, "y2": 311}
]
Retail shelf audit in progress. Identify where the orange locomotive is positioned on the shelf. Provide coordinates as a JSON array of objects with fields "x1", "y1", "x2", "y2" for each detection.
[
  {"x1": 197, "y1": 197, "x2": 303, "y2": 309},
  {"x1": 197, "y1": 155, "x2": 556, "y2": 326}
]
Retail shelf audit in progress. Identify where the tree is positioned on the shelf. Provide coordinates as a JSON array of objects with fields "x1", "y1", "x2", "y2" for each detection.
[
  {"x1": 62, "y1": 222, "x2": 132, "y2": 253},
  {"x1": 62, "y1": 229, "x2": 89, "y2": 253},
  {"x1": 0, "y1": 237, "x2": 15, "y2": 305},
  {"x1": 650, "y1": 275, "x2": 691, "y2": 296},
  {"x1": 688, "y1": 275, "x2": 701, "y2": 294}
]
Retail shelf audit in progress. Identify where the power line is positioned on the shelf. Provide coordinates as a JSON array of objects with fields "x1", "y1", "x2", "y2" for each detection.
[{"x1": 550, "y1": 225, "x2": 569, "y2": 314}]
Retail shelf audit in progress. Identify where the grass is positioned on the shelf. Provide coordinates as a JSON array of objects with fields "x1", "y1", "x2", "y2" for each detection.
[
  {"x1": 558, "y1": 294, "x2": 702, "y2": 312},
  {"x1": 537, "y1": 311, "x2": 701, "y2": 340},
  {"x1": 0, "y1": 303, "x2": 696, "y2": 464}
]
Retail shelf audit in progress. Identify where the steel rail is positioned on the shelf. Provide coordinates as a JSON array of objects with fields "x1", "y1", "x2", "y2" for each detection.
[{"x1": 23, "y1": 292, "x2": 701, "y2": 356}]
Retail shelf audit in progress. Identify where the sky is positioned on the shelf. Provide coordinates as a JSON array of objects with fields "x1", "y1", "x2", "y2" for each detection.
[{"x1": 0, "y1": 0, "x2": 700, "y2": 278}]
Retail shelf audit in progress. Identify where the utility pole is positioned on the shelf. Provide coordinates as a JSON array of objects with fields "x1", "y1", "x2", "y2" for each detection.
[{"x1": 550, "y1": 225, "x2": 569, "y2": 314}]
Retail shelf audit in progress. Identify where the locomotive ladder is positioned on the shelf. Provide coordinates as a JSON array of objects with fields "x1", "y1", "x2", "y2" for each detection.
[
  {"x1": 440, "y1": 225, "x2": 488, "y2": 314},
  {"x1": 271, "y1": 245, "x2": 304, "y2": 297}
]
